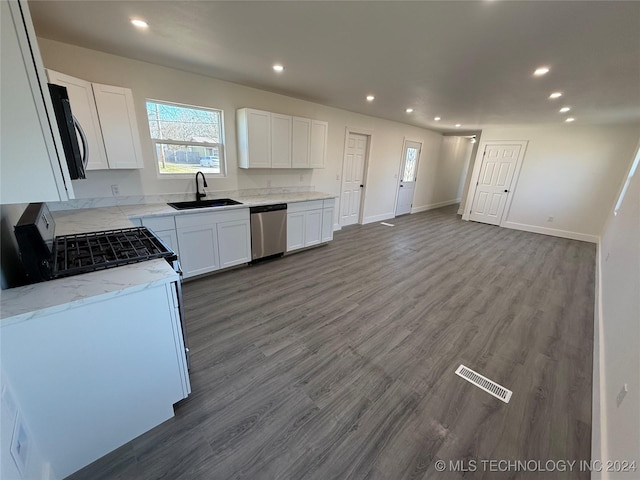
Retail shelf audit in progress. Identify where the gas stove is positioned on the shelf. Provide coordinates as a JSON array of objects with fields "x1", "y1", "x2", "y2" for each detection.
[
  {"x1": 15, "y1": 203, "x2": 176, "y2": 283},
  {"x1": 52, "y1": 227, "x2": 175, "y2": 278},
  {"x1": 14, "y1": 202, "x2": 190, "y2": 370}
]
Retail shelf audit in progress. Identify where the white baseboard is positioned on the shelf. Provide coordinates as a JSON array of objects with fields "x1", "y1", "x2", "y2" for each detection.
[
  {"x1": 411, "y1": 198, "x2": 460, "y2": 214},
  {"x1": 501, "y1": 221, "x2": 598, "y2": 243},
  {"x1": 593, "y1": 240, "x2": 608, "y2": 479},
  {"x1": 333, "y1": 223, "x2": 341, "y2": 232},
  {"x1": 362, "y1": 212, "x2": 396, "y2": 224}
]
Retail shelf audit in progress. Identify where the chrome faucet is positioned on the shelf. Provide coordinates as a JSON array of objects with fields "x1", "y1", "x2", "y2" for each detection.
[{"x1": 195, "y1": 171, "x2": 207, "y2": 202}]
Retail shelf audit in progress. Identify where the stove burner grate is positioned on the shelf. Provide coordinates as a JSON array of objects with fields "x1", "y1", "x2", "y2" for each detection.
[{"x1": 52, "y1": 227, "x2": 173, "y2": 277}]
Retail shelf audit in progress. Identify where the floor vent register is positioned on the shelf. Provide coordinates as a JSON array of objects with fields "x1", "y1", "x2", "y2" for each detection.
[{"x1": 455, "y1": 364, "x2": 512, "y2": 403}]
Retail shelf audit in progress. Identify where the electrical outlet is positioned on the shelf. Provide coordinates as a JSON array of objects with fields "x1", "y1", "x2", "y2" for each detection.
[
  {"x1": 266, "y1": 180, "x2": 272, "y2": 188},
  {"x1": 547, "y1": 216, "x2": 554, "y2": 222},
  {"x1": 111, "y1": 184, "x2": 120, "y2": 196},
  {"x1": 336, "y1": 174, "x2": 340, "y2": 181},
  {"x1": 616, "y1": 383, "x2": 628, "y2": 407},
  {"x1": 300, "y1": 175, "x2": 304, "y2": 182}
]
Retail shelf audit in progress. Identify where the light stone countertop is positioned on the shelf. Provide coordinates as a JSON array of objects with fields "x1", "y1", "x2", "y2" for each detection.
[
  {"x1": 2, "y1": 191, "x2": 336, "y2": 321},
  {"x1": 53, "y1": 191, "x2": 336, "y2": 235},
  {"x1": 1, "y1": 260, "x2": 178, "y2": 323}
]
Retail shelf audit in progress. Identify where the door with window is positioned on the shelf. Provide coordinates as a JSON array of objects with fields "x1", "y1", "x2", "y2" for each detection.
[{"x1": 396, "y1": 140, "x2": 422, "y2": 216}]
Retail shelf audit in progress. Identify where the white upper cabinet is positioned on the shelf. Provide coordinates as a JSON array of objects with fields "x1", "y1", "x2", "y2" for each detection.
[
  {"x1": 270, "y1": 113, "x2": 292, "y2": 168},
  {"x1": 46, "y1": 70, "x2": 109, "y2": 170},
  {"x1": 92, "y1": 83, "x2": 144, "y2": 169},
  {"x1": 237, "y1": 108, "x2": 271, "y2": 168},
  {"x1": 46, "y1": 70, "x2": 144, "y2": 170},
  {"x1": 0, "y1": 0, "x2": 74, "y2": 204},
  {"x1": 310, "y1": 120, "x2": 328, "y2": 168},
  {"x1": 291, "y1": 117, "x2": 311, "y2": 168},
  {"x1": 237, "y1": 108, "x2": 327, "y2": 169}
]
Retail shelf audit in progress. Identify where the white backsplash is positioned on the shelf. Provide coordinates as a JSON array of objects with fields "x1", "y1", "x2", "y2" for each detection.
[{"x1": 47, "y1": 186, "x2": 315, "y2": 211}]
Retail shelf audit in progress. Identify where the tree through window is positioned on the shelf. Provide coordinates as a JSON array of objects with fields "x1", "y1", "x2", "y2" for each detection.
[{"x1": 146, "y1": 100, "x2": 225, "y2": 176}]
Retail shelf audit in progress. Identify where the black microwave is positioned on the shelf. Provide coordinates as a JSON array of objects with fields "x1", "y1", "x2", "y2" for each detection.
[{"x1": 47, "y1": 83, "x2": 87, "y2": 180}]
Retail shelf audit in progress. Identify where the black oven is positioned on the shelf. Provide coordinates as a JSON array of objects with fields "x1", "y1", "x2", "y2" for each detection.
[{"x1": 48, "y1": 83, "x2": 88, "y2": 180}]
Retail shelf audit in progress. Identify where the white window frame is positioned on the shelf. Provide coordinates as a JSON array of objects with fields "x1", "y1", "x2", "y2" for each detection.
[
  {"x1": 146, "y1": 99, "x2": 226, "y2": 179},
  {"x1": 614, "y1": 142, "x2": 640, "y2": 216}
]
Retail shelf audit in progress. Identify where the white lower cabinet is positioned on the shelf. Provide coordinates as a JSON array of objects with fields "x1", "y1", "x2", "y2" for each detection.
[
  {"x1": 287, "y1": 198, "x2": 335, "y2": 252},
  {"x1": 304, "y1": 210, "x2": 323, "y2": 247},
  {"x1": 173, "y1": 208, "x2": 250, "y2": 279},
  {"x1": 139, "y1": 202, "x2": 331, "y2": 274},
  {"x1": 177, "y1": 223, "x2": 219, "y2": 278},
  {"x1": 286, "y1": 212, "x2": 305, "y2": 251},
  {"x1": 322, "y1": 204, "x2": 335, "y2": 242},
  {"x1": 217, "y1": 219, "x2": 251, "y2": 268}
]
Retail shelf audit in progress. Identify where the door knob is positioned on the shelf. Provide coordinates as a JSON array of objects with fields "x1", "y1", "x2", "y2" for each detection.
[
  {"x1": 360, "y1": 184, "x2": 364, "y2": 188},
  {"x1": 504, "y1": 189, "x2": 509, "y2": 193},
  {"x1": 400, "y1": 185, "x2": 404, "y2": 187}
]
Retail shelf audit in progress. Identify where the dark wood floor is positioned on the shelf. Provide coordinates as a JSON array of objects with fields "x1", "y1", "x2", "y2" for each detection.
[{"x1": 68, "y1": 205, "x2": 595, "y2": 480}]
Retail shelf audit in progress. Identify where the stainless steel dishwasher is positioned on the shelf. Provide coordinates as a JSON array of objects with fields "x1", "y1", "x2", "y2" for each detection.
[{"x1": 250, "y1": 204, "x2": 287, "y2": 261}]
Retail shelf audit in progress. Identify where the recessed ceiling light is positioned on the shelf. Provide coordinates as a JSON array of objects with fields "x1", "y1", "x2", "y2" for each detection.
[
  {"x1": 565, "y1": 117, "x2": 575, "y2": 122},
  {"x1": 366, "y1": 95, "x2": 375, "y2": 102},
  {"x1": 434, "y1": 116, "x2": 441, "y2": 121},
  {"x1": 130, "y1": 19, "x2": 149, "y2": 29},
  {"x1": 272, "y1": 64, "x2": 285, "y2": 73},
  {"x1": 455, "y1": 124, "x2": 461, "y2": 128},
  {"x1": 559, "y1": 106, "x2": 571, "y2": 113},
  {"x1": 405, "y1": 108, "x2": 414, "y2": 113},
  {"x1": 534, "y1": 66, "x2": 550, "y2": 76},
  {"x1": 549, "y1": 92, "x2": 563, "y2": 99}
]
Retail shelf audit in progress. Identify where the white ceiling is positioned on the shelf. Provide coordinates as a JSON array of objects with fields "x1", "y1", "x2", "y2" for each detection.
[{"x1": 30, "y1": 1, "x2": 640, "y2": 133}]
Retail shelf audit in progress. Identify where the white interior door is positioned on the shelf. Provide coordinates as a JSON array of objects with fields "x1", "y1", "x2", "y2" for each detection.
[
  {"x1": 469, "y1": 144, "x2": 521, "y2": 225},
  {"x1": 340, "y1": 132, "x2": 368, "y2": 226},
  {"x1": 395, "y1": 140, "x2": 422, "y2": 216}
]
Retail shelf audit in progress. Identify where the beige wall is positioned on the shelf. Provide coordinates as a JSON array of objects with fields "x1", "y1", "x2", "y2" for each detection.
[
  {"x1": 411, "y1": 135, "x2": 473, "y2": 213},
  {"x1": 38, "y1": 38, "x2": 447, "y2": 225},
  {"x1": 472, "y1": 124, "x2": 640, "y2": 240}
]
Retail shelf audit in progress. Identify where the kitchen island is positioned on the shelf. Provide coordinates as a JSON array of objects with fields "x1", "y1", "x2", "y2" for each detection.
[{"x1": 0, "y1": 260, "x2": 189, "y2": 479}]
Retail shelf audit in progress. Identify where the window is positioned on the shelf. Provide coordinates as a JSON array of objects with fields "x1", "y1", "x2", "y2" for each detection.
[
  {"x1": 146, "y1": 100, "x2": 225, "y2": 176},
  {"x1": 614, "y1": 144, "x2": 640, "y2": 216},
  {"x1": 402, "y1": 146, "x2": 419, "y2": 182}
]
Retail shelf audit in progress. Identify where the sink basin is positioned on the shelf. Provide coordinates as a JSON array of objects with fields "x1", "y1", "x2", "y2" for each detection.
[{"x1": 167, "y1": 198, "x2": 243, "y2": 210}]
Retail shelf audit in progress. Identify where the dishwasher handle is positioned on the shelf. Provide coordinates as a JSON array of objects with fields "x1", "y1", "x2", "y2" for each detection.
[{"x1": 250, "y1": 203, "x2": 287, "y2": 214}]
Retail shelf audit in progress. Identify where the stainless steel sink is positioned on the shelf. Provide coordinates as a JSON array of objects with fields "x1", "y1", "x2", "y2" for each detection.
[{"x1": 167, "y1": 198, "x2": 243, "y2": 210}]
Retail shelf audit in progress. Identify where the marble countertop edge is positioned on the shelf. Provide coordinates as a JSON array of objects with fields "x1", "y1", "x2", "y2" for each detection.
[{"x1": 1, "y1": 260, "x2": 178, "y2": 324}]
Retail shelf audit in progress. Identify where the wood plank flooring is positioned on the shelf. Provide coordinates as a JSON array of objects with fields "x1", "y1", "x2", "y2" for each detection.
[{"x1": 68, "y1": 205, "x2": 595, "y2": 480}]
